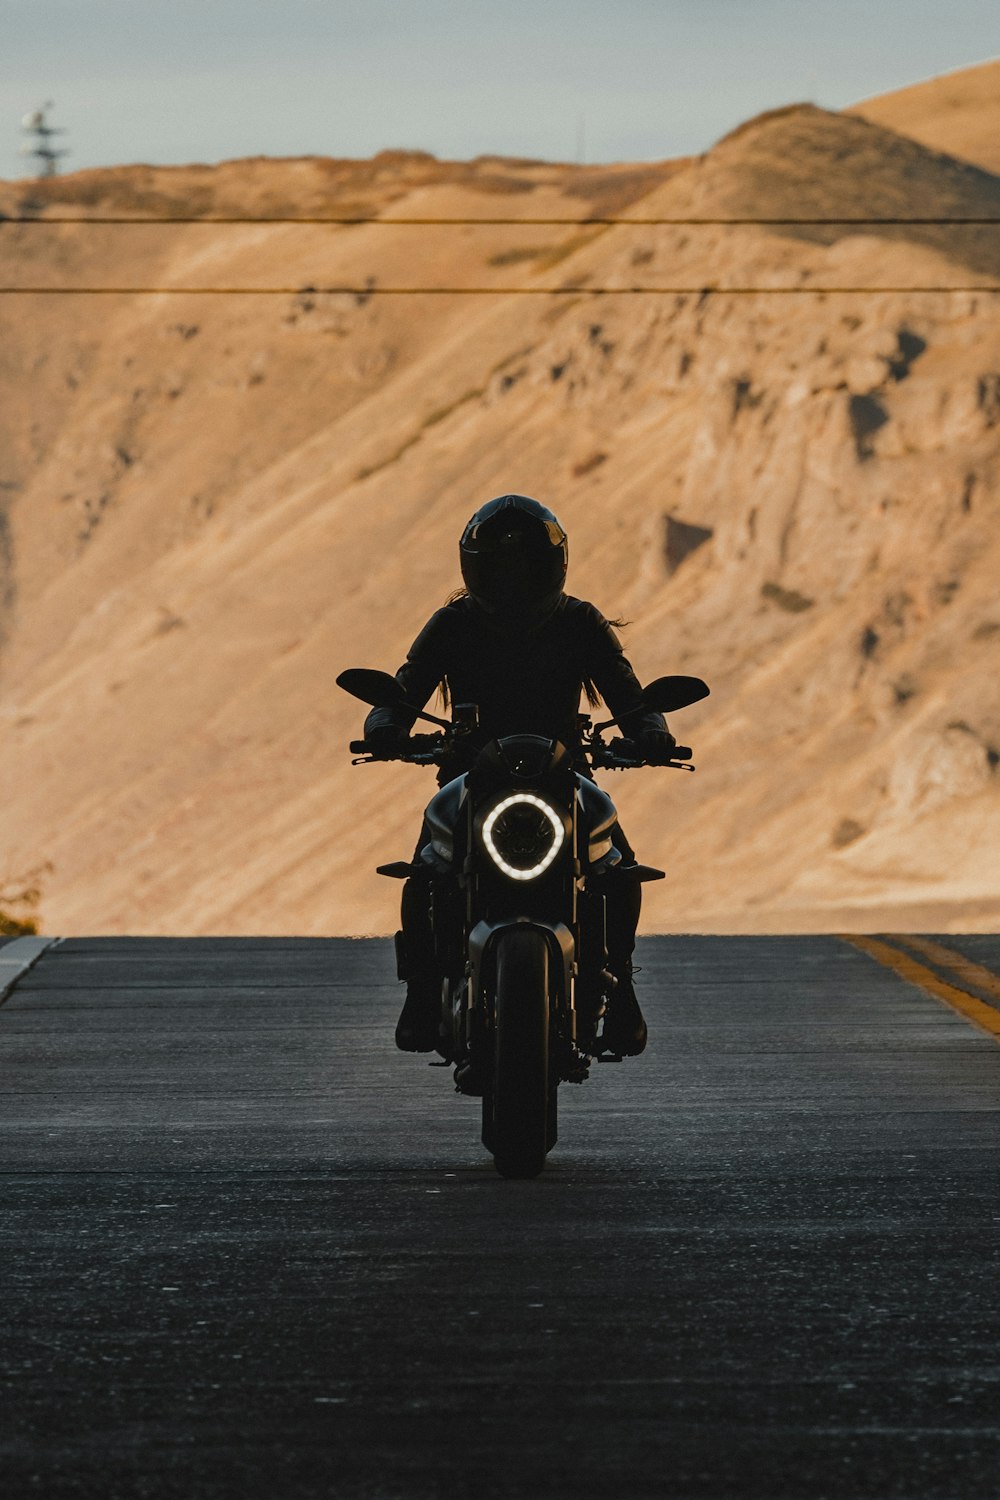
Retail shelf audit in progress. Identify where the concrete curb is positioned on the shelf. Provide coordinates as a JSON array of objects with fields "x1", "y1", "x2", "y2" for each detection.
[{"x1": 0, "y1": 936, "x2": 59, "y2": 1005}]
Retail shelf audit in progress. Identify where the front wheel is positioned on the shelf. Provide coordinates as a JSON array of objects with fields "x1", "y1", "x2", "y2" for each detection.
[{"x1": 485, "y1": 928, "x2": 551, "y2": 1179}]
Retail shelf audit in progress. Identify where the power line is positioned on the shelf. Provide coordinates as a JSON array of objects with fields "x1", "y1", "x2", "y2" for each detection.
[
  {"x1": 1, "y1": 215, "x2": 999, "y2": 226},
  {"x1": 1, "y1": 284, "x2": 998, "y2": 296}
]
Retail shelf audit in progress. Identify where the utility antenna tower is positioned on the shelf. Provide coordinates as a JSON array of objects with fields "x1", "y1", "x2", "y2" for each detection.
[{"x1": 20, "y1": 102, "x2": 69, "y2": 177}]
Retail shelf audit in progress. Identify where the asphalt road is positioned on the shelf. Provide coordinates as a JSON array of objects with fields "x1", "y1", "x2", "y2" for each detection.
[{"x1": 1, "y1": 934, "x2": 998, "y2": 1500}]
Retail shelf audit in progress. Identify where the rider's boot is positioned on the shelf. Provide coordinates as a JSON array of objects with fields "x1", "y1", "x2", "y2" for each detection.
[
  {"x1": 394, "y1": 977, "x2": 441, "y2": 1053},
  {"x1": 601, "y1": 961, "x2": 648, "y2": 1056},
  {"x1": 602, "y1": 866, "x2": 647, "y2": 1055},
  {"x1": 395, "y1": 878, "x2": 440, "y2": 1052}
]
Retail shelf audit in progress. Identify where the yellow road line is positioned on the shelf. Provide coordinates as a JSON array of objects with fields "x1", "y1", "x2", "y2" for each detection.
[
  {"x1": 887, "y1": 934, "x2": 1000, "y2": 1007},
  {"x1": 841, "y1": 935, "x2": 1000, "y2": 1043}
]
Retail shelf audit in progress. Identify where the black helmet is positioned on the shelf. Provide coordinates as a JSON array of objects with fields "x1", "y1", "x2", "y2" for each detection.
[{"x1": 460, "y1": 494, "x2": 568, "y2": 626}]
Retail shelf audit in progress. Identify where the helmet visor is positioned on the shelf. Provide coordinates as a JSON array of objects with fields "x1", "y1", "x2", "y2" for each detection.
[
  {"x1": 461, "y1": 509, "x2": 567, "y2": 610},
  {"x1": 464, "y1": 514, "x2": 566, "y2": 551}
]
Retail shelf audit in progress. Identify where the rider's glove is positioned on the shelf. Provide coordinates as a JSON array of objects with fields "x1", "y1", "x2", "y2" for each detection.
[
  {"x1": 366, "y1": 723, "x2": 407, "y2": 759},
  {"x1": 639, "y1": 727, "x2": 677, "y2": 764}
]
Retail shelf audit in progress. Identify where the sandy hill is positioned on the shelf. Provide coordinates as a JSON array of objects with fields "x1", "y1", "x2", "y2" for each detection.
[
  {"x1": 1, "y1": 79, "x2": 999, "y2": 936},
  {"x1": 851, "y1": 59, "x2": 1000, "y2": 175}
]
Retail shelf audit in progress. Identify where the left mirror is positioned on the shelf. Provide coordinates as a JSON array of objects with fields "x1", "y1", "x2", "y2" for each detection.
[{"x1": 336, "y1": 668, "x2": 405, "y2": 709}]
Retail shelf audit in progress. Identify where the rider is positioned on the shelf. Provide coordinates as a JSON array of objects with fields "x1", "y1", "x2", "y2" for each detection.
[{"x1": 362, "y1": 494, "x2": 676, "y2": 1057}]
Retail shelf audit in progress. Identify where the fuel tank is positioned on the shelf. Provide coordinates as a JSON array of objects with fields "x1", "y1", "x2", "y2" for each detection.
[
  {"x1": 576, "y1": 776, "x2": 621, "y2": 866},
  {"x1": 423, "y1": 775, "x2": 469, "y2": 866}
]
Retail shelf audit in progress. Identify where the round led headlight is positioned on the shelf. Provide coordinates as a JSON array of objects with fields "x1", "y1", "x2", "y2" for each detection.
[{"x1": 481, "y1": 793, "x2": 565, "y2": 881}]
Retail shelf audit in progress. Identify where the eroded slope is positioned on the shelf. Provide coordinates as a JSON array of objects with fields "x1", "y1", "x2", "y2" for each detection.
[{"x1": 1, "y1": 104, "x2": 998, "y2": 933}]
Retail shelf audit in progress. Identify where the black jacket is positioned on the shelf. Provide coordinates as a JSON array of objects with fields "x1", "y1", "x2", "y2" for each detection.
[{"x1": 364, "y1": 594, "x2": 665, "y2": 761}]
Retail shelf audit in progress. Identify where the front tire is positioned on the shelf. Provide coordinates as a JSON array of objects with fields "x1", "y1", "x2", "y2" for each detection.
[{"x1": 486, "y1": 928, "x2": 551, "y2": 1180}]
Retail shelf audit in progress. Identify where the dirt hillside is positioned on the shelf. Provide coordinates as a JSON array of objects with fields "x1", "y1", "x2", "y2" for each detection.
[
  {"x1": 1, "y1": 71, "x2": 998, "y2": 935},
  {"x1": 851, "y1": 59, "x2": 1000, "y2": 174}
]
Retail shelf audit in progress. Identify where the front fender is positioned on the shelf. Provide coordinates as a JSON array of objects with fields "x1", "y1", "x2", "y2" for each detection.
[{"x1": 468, "y1": 918, "x2": 576, "y2": 1020}]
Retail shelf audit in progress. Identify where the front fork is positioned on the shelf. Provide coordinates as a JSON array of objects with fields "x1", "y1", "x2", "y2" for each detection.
[{"x1": 454, "y1": 916, "x2": 590, "y2": 1084}]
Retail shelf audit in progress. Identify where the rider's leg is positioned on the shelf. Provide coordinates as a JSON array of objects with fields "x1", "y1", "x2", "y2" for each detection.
[
  {"x1": 601, "y1": 823, "x2": 648, "y2": 1056},
  {"x1": 394, "y1": 822, "x2": 441, "y2": 1052}
]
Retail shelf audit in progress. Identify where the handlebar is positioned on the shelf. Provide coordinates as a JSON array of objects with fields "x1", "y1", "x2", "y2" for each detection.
[
  {"x1": 353, "y1": 733, "x2": 693, "y2": 771},
  {"x1": 589, "y1": 738, "x2": 693, "y2": 770},
  {"x1": 351, "y1": 733, "x2": 448, "y2": 764}
]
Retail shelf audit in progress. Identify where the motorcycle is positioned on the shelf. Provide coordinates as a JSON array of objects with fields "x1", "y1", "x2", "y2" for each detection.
[{"x1": 337, "y1": 667, "x2": 709, "y2": 1178}]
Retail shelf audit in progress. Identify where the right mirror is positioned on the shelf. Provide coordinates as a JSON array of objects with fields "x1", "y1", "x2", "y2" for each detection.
[{"x1": 642, "y1": 675, "x2": 711, "y2": 714}]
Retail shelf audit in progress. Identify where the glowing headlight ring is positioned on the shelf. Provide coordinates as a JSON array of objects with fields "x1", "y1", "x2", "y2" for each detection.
[{"x1": 482, "y1": 793, "x2": 565, "y2": 881}]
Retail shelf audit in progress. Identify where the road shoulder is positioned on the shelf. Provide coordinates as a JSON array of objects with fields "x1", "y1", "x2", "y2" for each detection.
[{"x1": 0, "y1": 936, "x2": 59, "y2": 1003}]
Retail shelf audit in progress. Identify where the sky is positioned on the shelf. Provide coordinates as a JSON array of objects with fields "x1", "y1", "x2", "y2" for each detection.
[{"x1": 3, "y1": 0, "x2": 999, "y2": 176}]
